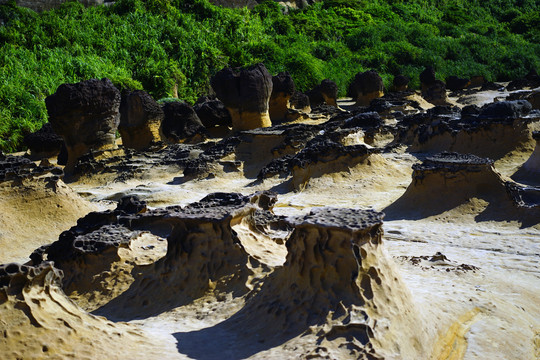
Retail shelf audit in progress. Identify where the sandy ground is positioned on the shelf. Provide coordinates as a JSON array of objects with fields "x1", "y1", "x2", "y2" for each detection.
[{"x1": 1, "y1": 88, "x2": 539, "y2": 359}]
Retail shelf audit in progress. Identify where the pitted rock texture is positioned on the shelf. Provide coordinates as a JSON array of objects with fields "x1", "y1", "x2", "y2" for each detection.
[
  {"x1": 446, "y1": 76, "x2": 471, "y2": 92},
  {"x1": 211, "y1": 63, "x2": 273, "y2": 130},
  {"x1": 0, "y1": 153, "x2": 63, "y2": 184},
  {"x1": 45, "y1": 78, "x2": 121, "y2": 172},
  {"x1": 307, "y1": 79, "x2": 338, "y2": 107},
  {"x1": 289, "y1": 91, "x2": 311, "y2": 112},
  {"x1": 478, "y1": 100, "x2": 532, "y2": 120},
  {"x1": 506, "y1": 69, "x2": 540, "y2": 91},
  {"x1": 269, "y1": 71, "x2": 296, "y2": 122},
  {"x1": 349, "y1": 70, "x2": 384, "y2": 106},
  {"x1": 204, "y1": 207, "x2": 430, "y2": 360},
  {"x1": 119, "y1": 90, "x2": 164, "y2": 150},
  {"x1": 161, "y1": 101, "x2": 206, "y2": 143},
  {"x1": 23, "y1": 123, "x2": 64, "y2": 160},
  {"x1": 36, "y1": 192, "x2": 276, "y2": 316},
  {"x1": 193, "y1": 96, "x2": 232, "y2": 128}
]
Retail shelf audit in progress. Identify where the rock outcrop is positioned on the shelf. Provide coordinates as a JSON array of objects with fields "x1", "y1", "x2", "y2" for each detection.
[
  {"x1": 193, "y1": 95, "x2": 232, "y2": 128},
  {"x1": 349, "y1": 70, "x2": 384, "y2": 106},
  {"x1": 269, "y1": 71, "x2": 296, "y2": 122},
  {"x1": 385, "y1": 152, "x2": 540, "y2": 221},
  {"x1": 23, "y1": 123, "x2": 64, "y2": 160},
  {"x1": 161, "y1": 101, "x2": 206, "y2": 143},
  {"x1": 45, "y1": 78, "x2": 121, "y2": 172},
  {"x1": 307, "y1": 79, "x2": 338, "y2": 107},
  {"x1": 0, "y1": 262, "x2": 166, "y2": 359},
  {"x1": 211, "y1": 63, "x2": 273, "y2": 131},
  {"x1": 420, "y1": 67, "x2": 448, "y2": 105},
  {"x1": 512, "y1": 131, "x2": 540, "y2": 185},
  {"x1": 118, "y1": 90, "x2": 164, "y2": 150},
  {"x1": 392, "y1": 75, "x2": 409, "y2": 92},
  {"x1": 446, "y1": 76, "x2": 471, "y2": 92},
  {"x1": 289, "y1": 91, "x2": 311, "y2": 112}
]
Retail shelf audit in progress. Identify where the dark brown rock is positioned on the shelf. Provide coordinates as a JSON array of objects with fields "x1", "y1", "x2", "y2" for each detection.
[
  {"x1": 211, "y1": 63, "x2": 273, "y2": 130},
  {"x1": 161, "y1": 101, "x2": 206, "y2": 143},
  {"x1": 23, "y1": 123, "x2": 64, "y2": 160},
  {"x1": 349, "y1": 70, "x2": 384, "y2": 106},
  {"x1": 193, "y1": 96, "x2": 232, "y2": 128},
  {"x1": 45, "y1": 78, "x2": 121, "y2": 173},
  {"x1": 289, "y1": 91, "x2": 311, "y2": 112},
  {"x1": 446, "y1": 76, "x2": 471, "y2": 92},
  {"x1": 269, "y1": 71, "x2": 296, "y2": 122},
  {"x1": 392, "y1": 75, "x2": 410, "y2": 91},
  {"x1": 306, "y1": 79, "x2": 338, "y2": 107},
  {"x1": 118, "y1": 90, "x2": 164, "y2": 150}
]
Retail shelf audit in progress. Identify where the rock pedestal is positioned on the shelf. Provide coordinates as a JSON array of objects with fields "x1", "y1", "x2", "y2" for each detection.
[
  {"x1": 350, "y1": 70, "x2": 384, "y2": 106},
  {"x1": 269, "y1": 71, "x2": 296, "y2": 122},
  {"x1": 307, "y1": 79, "x2": 338, "y2": 108},
  {"x1": 45, "y1": 78, "x2": 121, "y2": 173},
  {"x1": 161, "y1": 101, "x2": 206, "y2": 143},
  {"x1": 211, "y1": 63, "x2": 273, "y2": 131},
  {"x1": 118, "y1": 90, "x2": 164, "y2": 150}
]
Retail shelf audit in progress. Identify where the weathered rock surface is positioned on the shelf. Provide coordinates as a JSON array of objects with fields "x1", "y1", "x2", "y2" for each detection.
[
  {"x1": 420, "y1": 67, "x2": 448, "y2": 105},
  {"x1": 23, "y1": 123, "x2": 65, "y2": 160},
  {"x1": 211, "y1": 63, "x2": 273, "y2": 131},
  {"x1": 269, "y1": 71, "x2": 296, "y2": 122},
  {"x1": 45, "y1": 78, "x2": 121, "y2": 172},
  {"x1": 349, "y1": 70, "x2": 384, "y2": 106},
  {"x1": 392, "y1": 74, "x2": 409, "y2": 92},
  {"x1": 161, "y1": 101, "x2": 206, "y2": 143},
  {"x1": 118, "y1": 90, "x2": 164, "y2": 150},
  {"x1": 446, "y1": 75, "x2": 470, "y2": 92},
  {"x1": 289, "y1": 91, "x2": 311, "y2": 112},
  {"x1": 193, "y1": 95, "x2": 232, "y2": 128},
  {"x1": 307, "y1": 79, "x2": 338, "y2": 107}
]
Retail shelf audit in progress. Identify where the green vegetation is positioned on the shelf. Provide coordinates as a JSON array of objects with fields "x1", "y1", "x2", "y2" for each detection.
[{"x1": 0, "y1": 0, "x2": 539, "y2": 152}]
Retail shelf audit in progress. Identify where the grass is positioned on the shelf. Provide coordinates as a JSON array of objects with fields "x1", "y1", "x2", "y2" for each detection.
[{"x1": 0, "y1": 0, "x2": 538, "y2": 152}]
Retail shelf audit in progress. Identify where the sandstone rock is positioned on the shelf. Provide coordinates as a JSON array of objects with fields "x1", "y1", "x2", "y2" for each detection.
[
  {"x1": 392, "y1": 74, "x2": 410, "y2": 91},
  {"x1": 420, "y1": 66, "x2": 437, "y2": 91},
  {"x1": 478, "y1": 100, "x2": 532, "y2": 120},
  {"x1": 469, "y1": 75, "x2": 485, "y2": 88},
  {"x1": 349, "y1": 70, "x2": 384, "y2": 106},
  {"x1": 23, "y1": 123, "x2": 64, "y2": 160},
  {"x1": 193, "y1": 96, "x2": 232, "y2": 128},
  {"x1": 118, "y1": 90, "x2": 164, "y2": 150},
  {"x1": 306, "y1": 79, "x2": 338, "y2": 107},
  {"x1": 45, "y1": 78, "x2": 121, "y2": 173},
  {"x1": 269, "y1": 71, "x2": 296, "y2": 122},
  {"x1": 211, "y1": 63, "x2": 273, "y2": 131},
  {"x1": 161, "y1": 101, "x2": 206, "y2": 143}
]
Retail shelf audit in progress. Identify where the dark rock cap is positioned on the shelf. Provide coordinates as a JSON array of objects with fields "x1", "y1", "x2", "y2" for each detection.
[
  {"x1": 271, "y1": 71, "x2": 295, "y2": 95},
  {"x1": 479, "y1": 100, "x2": 532, "y2": 120},
  {"x1": 193, "y1": 97, "x2": 232, "y2": 128},
  {"x1": 23, "y1": 123, "x2": 64, "y2": 156},
  {"x1": 420, "y1": 66, "x2": 436, "y2": 85},
  {"x1": 210, "y1": 63, "x2": 273, "y2": 113},
  {"x1": 287, "y1": 207, "x2": 384, "y2": 232},
  {"x1": 393, "y1": 75, "x2": 410, "y2": 87},
  {"x1": 161, "y1": 101, "x2": 206, "y2": 141},
  {"x1": 350, "y1": 70, "x2": 384, "y2": 96}
]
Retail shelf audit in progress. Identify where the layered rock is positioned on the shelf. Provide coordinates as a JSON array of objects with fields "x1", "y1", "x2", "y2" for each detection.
[
  {"x1": 118, "y1": 90, "x2": 164, "y2": 150},
  {"x1": 211, "y1": 63, "x2": 273, "y2": 131},
  {"x1": 395, "y1": 101, "x2": 538, "y2": 159},
  {"x1": 35, "y1": 193, "x2": 275, "y2": 318},
  {"x1": 45, "y1": 78, "x2": 121, "y2": 173},
  {"x1": 0, "y1": 262, "x2": 166, "y2": 359},
  {"x1": 385, "y1": 152, "x2": 540, "y2": 221},
  {"x1": 23, "y1": 123, "x2": 64, "y2": 160},
  {"x1": 349, "y1": 70, "x2": 384, "y2": 106},
  {"x1": 269, "y1": 71, "x2": 296, "y2": 122},
  {"x1": 0, "y1": 154, "x2": 97, "y2": 264},
  {"x1": 307, "y1": 79, "x2": 338, "y2": 107},
  {"x1": 161, "y1": 101, "x2": 206, "y2": 143}
]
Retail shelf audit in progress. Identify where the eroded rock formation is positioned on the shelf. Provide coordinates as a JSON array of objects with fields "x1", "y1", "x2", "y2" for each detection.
[
  {"x1": 45, "y1": 78, "x2": 121, "y2": 173},
  {"x1": 211, "y1": 63, "x2": 273, "y2": 131},
  {"x1": 349, "y1": 70, "x2": 384, "y2": 106},
  {"x1": 269, "y1": 71, "x2": 296, "y2": 122},
  {"x1": 118, "y1": 90, "x2": 164, "y2": 150},
  {"x1": 307, "y1": 79, "x2": 338, "y2": 107},
  {"x1": 420, "y1": 67, "x2": 448, "y2": 105},
  {"x1": 23, "y1": 123, "x2": 64, "y2": 160},
  {"x1": 392, "y1": 74, "x2": 409, "y2": 92},
  {"x1": 193, "y1": 95, "x2": 232, "y2": 128},
  {"x1": 161, "y1": 101, "x2": 206, "y2": 143}
]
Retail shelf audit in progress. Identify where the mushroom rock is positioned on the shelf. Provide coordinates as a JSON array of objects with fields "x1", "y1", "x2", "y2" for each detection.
[
  {"x1": 0, "y1": 262, "x2": 166, "y2": 358},
  {"x1": 269, "y1": 71, "x2": 296, "y2": 122},
  {"x1": 37, "y1": 192, "x2": 274, "y2": 317},
  {"x1": 211, "y1": 207, "x2": 431, "y2": 359},
  {"x1": 211, "y1": 63, "x2": 273, "y2": 131},
  {"x1": 446, "y1": 76, "x2": 471, "y2": 92},
  {"x1": 507, "y1": 69, "x2": 540, "y2": 91},
  {"x1": 161, "y1": 101, "x2": 206, "y2": 143},
  {"x1": 306, "y1": 79, "x2": 338, "y2": 108},
  {"x1": 419, "y1": 67, "x2": 448, "y2": 105},
  {"x1": 118, "y1": 90, "x2": 164, "y2": 150},
  {"x1": 45, "y1": 78, "x2": 121, "y2": 173},
  {"x1": 419, "y1": 66, "x2": 436, "y2": 92},
  {"x1": 469, "y1": 75, "x2": 485, "y2": 88},
  {"x1": 193, "y1": 95, "x2": 232, "y2": 128},
  {"x1": 384, "y1": 152, "x2": 540, "y2": 221},
  {"x1": 478, "y1": 100, "x2": 532, "y2": 120},
  {"x1": 392, "y1": 74, "x2": 410, "y2": 92},
  {"x1": 349, "y1": 70, "x2": 385, "y2": 106},
  {"x1": 289, "y1": 91, "x2": 311, "y2": 112},
  {"x1": 23, "y1": 123, "x2": 64, "y2": 160}
]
